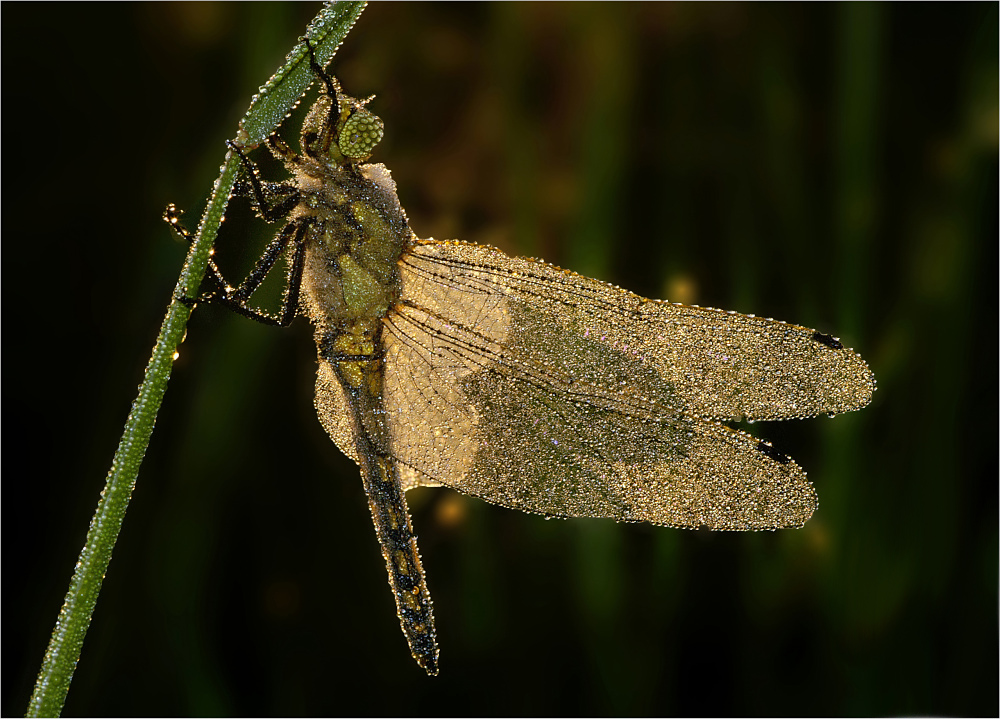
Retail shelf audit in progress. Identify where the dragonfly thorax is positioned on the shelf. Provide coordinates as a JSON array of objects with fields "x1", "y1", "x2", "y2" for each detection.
[{"x1": 295, "y1": 161, "x2": 412, "y2": 331}]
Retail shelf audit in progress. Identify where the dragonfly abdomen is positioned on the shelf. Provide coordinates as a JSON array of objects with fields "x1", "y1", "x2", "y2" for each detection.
[
  {"x1": 325, "y1": 327, "x2": 440, "y2": 676},
  {"x1": 359, "y1": 448, "x2": 439, "y2": 675}
]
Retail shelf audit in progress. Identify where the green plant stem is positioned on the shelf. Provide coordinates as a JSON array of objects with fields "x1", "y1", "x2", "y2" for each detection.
[{"x1": 26, "y1": 3, "x2": 365, "y2": 716}]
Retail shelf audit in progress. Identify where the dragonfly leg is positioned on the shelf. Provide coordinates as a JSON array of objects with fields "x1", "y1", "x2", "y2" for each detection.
[
  {"x1": 163, "y1": 203, "x2": 229, "y2": 304},
  {"x1": 164, "y1": 201, "x2": 310, "y2": 327},
  {"x1": 208, "y1": 217, "x2": 309, "y2": 327},
  {"x1": 227, "y1": 140, "x2": 301, "y2": 222}
]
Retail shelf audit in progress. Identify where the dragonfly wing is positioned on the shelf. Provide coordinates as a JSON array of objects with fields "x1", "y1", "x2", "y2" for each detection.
[
  {"x1": 379, "y1": 240, "x2": 822, "y2": 529},
  {"x1": 315, "y1": 359, "x2": 443, "y2": 492},
  {"x1": 399, "y1": 240, "x2": 874, "y2": 423}
]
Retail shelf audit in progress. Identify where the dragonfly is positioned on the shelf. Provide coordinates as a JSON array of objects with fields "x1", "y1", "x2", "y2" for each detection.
[{"x1": 168, "y1": 43, "x2": 874, "y2": 676}]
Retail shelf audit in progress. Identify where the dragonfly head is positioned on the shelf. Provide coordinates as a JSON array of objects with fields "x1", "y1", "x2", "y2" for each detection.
[
  {"x1": 336, "y1": 93, "x2": 384, "y2": 161},
  {"x1": 301, "y1": 80, "x2": 384, "y2": 166}
]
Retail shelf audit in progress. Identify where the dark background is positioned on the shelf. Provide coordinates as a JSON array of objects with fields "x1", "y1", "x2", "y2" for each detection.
[{"x1": 5, "y1": 3, "x2": 997, "y2": 716}]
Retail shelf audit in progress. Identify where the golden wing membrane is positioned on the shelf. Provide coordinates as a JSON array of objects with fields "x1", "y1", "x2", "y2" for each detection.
[
  {"x1": 381, "y1": 297, "x2": 818, "y2": 529},
  {"x1": 398, "y1": 240, "x2": 875, "y2": 423},
  {"x1": 314, "y1": 239, "x2": 870, "y2": 530}
]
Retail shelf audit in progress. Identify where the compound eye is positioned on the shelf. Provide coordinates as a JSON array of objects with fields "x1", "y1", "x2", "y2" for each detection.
[{"x1": 338, "y1": 108, "x2": 384, "y2": 160}]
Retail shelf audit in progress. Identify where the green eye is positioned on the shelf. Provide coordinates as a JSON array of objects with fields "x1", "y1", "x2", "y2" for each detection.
[{"x1": 338, "y1": 109, "x2": 384, "y2": 160}]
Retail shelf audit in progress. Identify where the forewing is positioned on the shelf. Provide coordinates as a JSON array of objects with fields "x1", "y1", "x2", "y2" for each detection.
[
  {"x1": 378, "y1": 240, "x2": 825, "y2": 529},
  {"x1": 398, "y1": 240, "x2": 875, "y2": 423}
]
